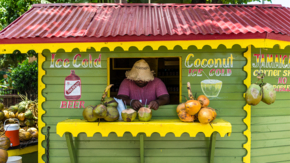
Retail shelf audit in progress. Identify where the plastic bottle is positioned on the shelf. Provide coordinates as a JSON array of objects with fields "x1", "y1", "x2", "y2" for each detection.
[{"x1": 64, "y1": 70, "x2": 81, "y2": 100}]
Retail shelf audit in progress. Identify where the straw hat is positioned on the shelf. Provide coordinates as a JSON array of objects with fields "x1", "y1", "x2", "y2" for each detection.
[{"x1": 125, "y1": 59, "x2": 154, "y2": 82}]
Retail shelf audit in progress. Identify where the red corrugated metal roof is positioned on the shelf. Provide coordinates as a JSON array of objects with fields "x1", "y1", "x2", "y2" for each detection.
[{"x1": 1, "y1": 3, "x2": 290, "y2": 41}]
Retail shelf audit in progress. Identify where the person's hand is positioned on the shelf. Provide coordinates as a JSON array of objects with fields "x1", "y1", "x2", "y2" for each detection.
[
  {"x1": 148, "y1": 100, "x2": 159, "y2": 110},
  {"x1": 131, "y1": 100, "x2": 143, "y2": 110}
]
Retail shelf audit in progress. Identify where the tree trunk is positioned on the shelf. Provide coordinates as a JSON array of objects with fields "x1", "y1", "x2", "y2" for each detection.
[
  {"x1": 212, "y1": 0, "x2": 218, "y2": 3},
  {"x1": 114, "y1": 0, "x2": 127, "y2": 3},
  {"x1": 191, "y1": 0, "x2": 207, "y2": 3}
]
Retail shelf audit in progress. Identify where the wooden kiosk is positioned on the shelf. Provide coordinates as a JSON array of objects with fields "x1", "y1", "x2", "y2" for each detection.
[{"x1": 1, "y1": 3, "x2": 290, "y2": 163}]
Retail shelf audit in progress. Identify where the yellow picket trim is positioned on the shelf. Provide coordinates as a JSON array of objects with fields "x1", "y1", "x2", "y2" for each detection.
[
  {"x1": 243, "y1": 46, "x2": 252, "y2": 163},
  {"x1": 8, "y1": 145, "x2": 38, "y2": 157},
  {"x1": 1, "y1": 38, "x2": 290, "y2": 54},
  {"x1": 56, "y1": 119, "x2": 231, "y2": 138},
  {"x1": 38, "y1": 52, "x2": 46, "y2": 163}
]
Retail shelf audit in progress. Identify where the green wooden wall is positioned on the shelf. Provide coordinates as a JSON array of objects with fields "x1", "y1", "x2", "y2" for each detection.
[
  {"x1": 251, "y1": 46, "x2": 290, "y2": 163},
  {"x1": 41, "y1": 45, "x2": 247, "y2": 163}
]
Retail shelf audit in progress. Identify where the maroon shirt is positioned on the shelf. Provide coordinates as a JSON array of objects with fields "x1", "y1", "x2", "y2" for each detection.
[{"x1": 117, "y1": 78, "x2": 169, "y2": 105}]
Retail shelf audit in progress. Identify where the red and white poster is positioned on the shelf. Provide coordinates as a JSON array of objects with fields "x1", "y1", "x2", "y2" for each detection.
[{"x1": 64, "y1": 70, "x2": 82, "y2": 100}]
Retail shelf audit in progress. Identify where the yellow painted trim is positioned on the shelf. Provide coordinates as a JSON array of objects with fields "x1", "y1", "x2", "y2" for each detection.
[
  {"x1": 107, "y1": 57, "x2": 110, "y2": 97},
  {"x1": 1, "y1": 39, "x2": 290, "y2": 54},
  {"x1": 56, "y1": 118, "x2": 231, "y2": 138},
  {"x1": 8, "y1": 145, "x2": 38, "y2": 157},
  {"x1": 243, "y1": 46, "x2": 252, "y2": 163},
  {"x1": 38, "y1": 52, "x2": 46, "y2": 163},
  {"x1": 179, "y1": 57, "x2": 182, "y2": 103}
]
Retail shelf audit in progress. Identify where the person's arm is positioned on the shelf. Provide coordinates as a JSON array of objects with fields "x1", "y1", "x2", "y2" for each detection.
[
  {"x1": 117, "y1": 94, "x2": 143, "y2": 110},
  {"x1": 148, "y1": 94, "x2": 170, "y2": 110}
]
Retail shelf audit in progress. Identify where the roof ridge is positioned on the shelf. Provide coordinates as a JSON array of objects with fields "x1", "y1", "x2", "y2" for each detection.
[{"x1": 32, "y1": 3, "x2": 284, "y2": 8}]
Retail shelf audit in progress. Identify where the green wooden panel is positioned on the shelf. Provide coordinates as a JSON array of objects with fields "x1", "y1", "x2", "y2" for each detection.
[
  {"x1": 42, "y1": 61, "x2": 107, "y2": 69},
  {"x1": 252, "y1": 116, "x2": 290, "y2": 125},
  {"x1": 252, "y1": 131, "x2": 290, "y2": 141},
  {"x1": 181, "y1": 76, "x2": 246, "y2": 85},
  {"x1": 49, "y1": 148, "x2": 245, "y2": 157},
  {"x1": 46, "y1": 69, "x2": 107, "y2": 77},
  {"x1": 44, "y1": 85, "x2": 106, "y2": 93},
  {"x1": 180, "y1": 84, "x2": 246, "y2": 93},
  {"x1": 49, "y1": 156, "x2": 139, "y2": 163},
  {"x1": 181, "y1": 68, "x2": 246, "y2": 77},
  {"x1": 252, "y1": 138, "x2": 290, "y2": 148},
  {"x1": 43, "y1": 77, "x2": 107, "y2": 85},
  {"x1": 252, "y1": 123, "x2": 290, "y2": 132},
  {"x1": 252, "y1": 153, "x2": 290, "y2": 163},
  {"x1": 252, "y1": 108, "x2": 290, "y2": 117},
  {"x1": 43, "y1": 92, "x2": 103, "y2": 101},
  {"x1": 22, "y1": 152, "x2": 38, "y2": 163},
  {"x1": 252, "y1": 100, "x2": 290, "y2": 108},
  {"x1": 252, "y1": 146, "x2": 290, "y2": 156}
]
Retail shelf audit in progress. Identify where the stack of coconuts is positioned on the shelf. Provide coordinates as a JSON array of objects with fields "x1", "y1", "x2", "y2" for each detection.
[
  {"x1": 245, "y1": 74, "x2": 276, "y2": 105},
  {"x1": 176, "y1": 82, "x2": 217, "y2": 124},
  {"x1": 0, "y1": 134, "x2": 10, "y2": 163},
  {"x1": 83, "y1": 84, "x2": 120, "y2": 122},
  {"x1": 83, "y1": 84, "x2": 153, "y2": 123},
  {"x1": 0, "y1": 94, "x2": 38, "y2": 143},
  {"x1": 121, "y1": 106, "x2": 152, "y2": 122}
]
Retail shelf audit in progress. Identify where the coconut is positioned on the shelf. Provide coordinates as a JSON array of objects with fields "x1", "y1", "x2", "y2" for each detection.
[
  {"x1": 261, "y1": 83, "x2": 276, "y2": 105},
  {"x1": 25, "y1": 119, "x2": 35, "y2": 127},
  {"x1": 19, "y1": 128, "x2": 26, "y2": 133},
  {"x1": 0, "y1": 103, "x2": 4, "y2": 111},
  {"x1": 19, "y1": 131, "x2": 32, "y2": 141},
  {"x1": 176, "y1": 103, "x2": 185, "y2": 113},
  {"x1": 27, "y1": 127, "x2": 38, "y2": 139},
  {"x1": 178, "y1": 109, "x2": 194, "y2": 122},
  {"x1": 198, "y1": 107, "x2": 214, "y2": 124},
  {"x1": 185, "y1": 100, "x2": 201, "y2": 115},
  {"x1": 0, "y1": 135, "x2": 10, "y2": 150},
  {"x1": 104, "y1": 106, "x2": 119, "y2": 122},
  {"x1": 24, "y1": 109, "x2": 33, "y2": 119},
  {"x1": 0, "y1": 149, "x2": 8, "y2": 163},
  {"x1": 3, "y1": 110, "x2": 8, "y2": 119},
  {"x1": 245, "y1": 83, "x2": 262, "y2": 105},
  {"x1": 93, "y1": 104, "x2": 107, "y2": 118},
  {"x1": 0, "y1": 112, "x2": 4, "y2": 121},
  {"x1": 83, "y1": 105, "x2": 98, "y2": 122},
  {"x1": 121, "y1": 109, "x2": 137, "y2": 122},
  {"x1": 18, "y1": 104, "x2": 26, "y2": 113},
  {"x1": 103, "y1": 97, "x2": 118, "y2": 107},
  {"x1": 18, "y1": 113, "x2": 25, "y2": 121},
  {"x1": 197, "y1": 95, "x2": 210, "y2": 107},
  {"x1": 8, "y1": 111, "x2": 16, "y2": 118},
  {"x1": 138, "y1": 107, "x2": 152, "y2": 122},
  {"x1": 9, "y1": 105, "x2": 18, "y2": 113}
]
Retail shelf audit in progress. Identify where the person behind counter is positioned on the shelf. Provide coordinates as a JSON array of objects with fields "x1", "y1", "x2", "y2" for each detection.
[{"x1": 117, "y1": 59, "x2": 170, "y2": 111}]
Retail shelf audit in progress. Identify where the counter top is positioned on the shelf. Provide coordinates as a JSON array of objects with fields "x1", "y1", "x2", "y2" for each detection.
[{"x1": 56, "y1": 118, "x2": 232, "y2": 138}]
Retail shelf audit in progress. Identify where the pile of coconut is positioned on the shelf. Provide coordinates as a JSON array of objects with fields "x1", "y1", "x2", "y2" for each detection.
[{"x1": 176, "y1": 82, "x2": 217, "y2": 125}]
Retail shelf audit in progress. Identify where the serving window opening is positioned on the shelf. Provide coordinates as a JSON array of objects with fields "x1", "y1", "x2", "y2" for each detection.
[{"x1": 109, "y1": 58, "x2": 180, "y2": 105}]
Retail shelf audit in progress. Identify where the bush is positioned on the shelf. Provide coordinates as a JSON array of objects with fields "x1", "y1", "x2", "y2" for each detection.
[{"x1": 9, "y1": 59, "x2": 37, "y2": 99}]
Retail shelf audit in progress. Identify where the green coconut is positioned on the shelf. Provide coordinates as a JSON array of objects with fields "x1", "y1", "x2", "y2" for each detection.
[
  {"x1": 25, "y1": 110, "x2": 33, "y2": 119},
  {"x1": 83, "y1": 105, "x2": 98, "y2": 122},
  {"x1": 138, "y1": 107, "x2": 152, "y2": 122},
  {"x1": 261, "y1": 83, "x2": 276, "y2": 105},
  {"x1": 93, "y1": 104, "x2": 107, "y2": 118},
  {"x1": 0, "y1": 103, "x2": 4, "y2": 111},
  {"x1": 103, "y1": 97, "x2": 118, "y2": 107},
  {"x1": 245, "y1": 83, "x2": 262, "y2": 106},
  {"x1": 0, "y1": 111, "x2": 4, "y2": 121},
  {"x1": 121, "y1": 109, "x2": 137, "y2": 122},
  {"x1": 104, "y1": 106, "x2": 119, "y2": 122},
  {"x1": 25, "y1": 119, "x2": 35, "y2": 127},
  {"x1": 18, "y1": 104, "x2": 26, "y2": 113},
  {"x1": 9, "y1": 105, "x2": 18, "y2": 113}
]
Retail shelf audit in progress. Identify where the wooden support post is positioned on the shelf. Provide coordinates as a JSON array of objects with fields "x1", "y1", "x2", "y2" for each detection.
[
  {"x1": 209, "y1": 132, "x2": 217, "y2": 163},
  {"x1": 65, "y1": 132, "x2": 77, "y2": 163},
  {"x1": 140, "y1": 133, "x2": 145, "y2": 163}
]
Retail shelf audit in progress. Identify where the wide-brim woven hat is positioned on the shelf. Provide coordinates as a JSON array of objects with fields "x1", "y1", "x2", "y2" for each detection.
[{"x1": 125, "y1": 59, "x2": 154, "y2": 82}]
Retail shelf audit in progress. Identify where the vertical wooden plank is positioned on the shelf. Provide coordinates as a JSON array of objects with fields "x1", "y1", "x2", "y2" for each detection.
[
  {"x1": 140, "y1": 133, "x2": 145, "y2": 163},
  {"x1": 209, "y1": 132, "x2": 217, "y2": 163},
  {"x1": 65, "y1": 132, "x2": 77, "y2": 163},
  {"x1": 107, "y1": 57, "x2": 111, "y2": 97}
]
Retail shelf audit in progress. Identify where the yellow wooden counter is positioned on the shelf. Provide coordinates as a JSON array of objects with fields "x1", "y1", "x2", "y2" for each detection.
[
  {"x1": 8, "y1": 145, "x2": 38, "y2": 157},
  {"x1": 56, "y1": 119, "x2": 232, "y2": 163}
]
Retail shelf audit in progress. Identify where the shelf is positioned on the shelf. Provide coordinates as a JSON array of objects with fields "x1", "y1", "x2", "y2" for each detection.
[
  {"x1": 56, "y1": 118, "x2": 231, "y2": 138},
  {"x1": 7, "y1": 145, "x2": 37, "y2": 157}
]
